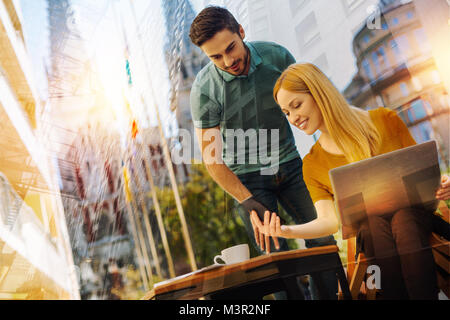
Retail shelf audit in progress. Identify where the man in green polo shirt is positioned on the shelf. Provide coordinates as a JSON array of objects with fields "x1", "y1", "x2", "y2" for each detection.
[{"x1": 189, "y1": 6, "x2": 337, "y2": 300}]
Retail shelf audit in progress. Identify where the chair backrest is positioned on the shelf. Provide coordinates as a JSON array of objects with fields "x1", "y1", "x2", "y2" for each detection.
[
  {"x1": 345, "y1": 201, "x2": 448, "y2": 277},
  {"x1": 344, "y1": 201, "x2": 449, "y2": 298}
]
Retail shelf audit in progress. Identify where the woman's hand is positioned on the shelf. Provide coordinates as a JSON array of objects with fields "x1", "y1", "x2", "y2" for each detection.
[
  {"x1": 436, "y1": 174, "x2": 450, "y2": 201},
  {"x1": 251, "y1": 200, "x2": 339, "y2": 241},
  {"x1": 251, "y1": 211, "x2": 294, "y2": 241}
]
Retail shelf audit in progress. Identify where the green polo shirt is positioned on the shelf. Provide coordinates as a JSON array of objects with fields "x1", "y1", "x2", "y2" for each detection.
[{"x1": 190, "y1": 41, "x2": 299, "y2": 175}]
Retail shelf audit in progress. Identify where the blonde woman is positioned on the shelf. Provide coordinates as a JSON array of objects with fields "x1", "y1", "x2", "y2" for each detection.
[{"x1": 252, "y1": 63, "x2": 450, "y2": 300}]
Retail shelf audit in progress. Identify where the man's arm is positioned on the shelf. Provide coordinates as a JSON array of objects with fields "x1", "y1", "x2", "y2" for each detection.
[
  {"x1": 195, "y1": 126, "x2": 279, "y2": 252},
  {"x1": 195, "y1": 126, "x2": 252, "y2": 202}
]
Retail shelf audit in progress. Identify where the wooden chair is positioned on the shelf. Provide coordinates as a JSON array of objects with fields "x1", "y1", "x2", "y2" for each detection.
[{"x1": 342, "y1": 201, "x2": 450, "y2": 300}]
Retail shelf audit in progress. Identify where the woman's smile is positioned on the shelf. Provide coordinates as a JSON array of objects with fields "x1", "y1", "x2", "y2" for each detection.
[
  {"x1": 276, "y1": 88, "x2": 323, "y2": 135},
  {"x1": 296, "y1": 118, "x2": 308, "y2": 130}
]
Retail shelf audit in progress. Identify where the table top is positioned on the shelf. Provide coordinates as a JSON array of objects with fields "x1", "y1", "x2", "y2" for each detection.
[{"x1": 142, "y1": 245, "x2": 339, "y2": 300}]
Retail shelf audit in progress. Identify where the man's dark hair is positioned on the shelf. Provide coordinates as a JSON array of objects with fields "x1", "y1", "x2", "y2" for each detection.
[{"x1": 189, "y1": 6, "x2": 240, "y2": 47}]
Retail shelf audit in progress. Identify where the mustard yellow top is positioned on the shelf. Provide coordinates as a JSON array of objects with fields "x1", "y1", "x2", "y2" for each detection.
[{"x1": 302, "y1": 107, "x2": 417, "y2": 204}]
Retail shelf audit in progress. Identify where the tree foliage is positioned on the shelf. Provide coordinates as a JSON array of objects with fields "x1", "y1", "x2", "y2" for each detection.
[{"x1": 156, "y1": 164, "x2": 252, "y2": 271}]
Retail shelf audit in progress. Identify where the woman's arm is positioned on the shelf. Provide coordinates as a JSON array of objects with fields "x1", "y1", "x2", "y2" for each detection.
[{"x1": 251, "y1": 199, "x2": 339, "y2": 240}]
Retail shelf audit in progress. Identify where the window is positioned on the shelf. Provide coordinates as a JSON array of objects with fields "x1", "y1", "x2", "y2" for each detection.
[
  {"x1": 382, "y1": 22, "x2": 388, "y2": 30},
  {"x1": 295, "y1": 12, "x2": 320, "y2": 51},
  {"x1": 431, "y1": 70, "x2": 441, "y2": 84},
  {"x1": 412, "y1": 77, "x2": 423, "y2": 92},
  {"x1": 392, "y1": 17, "x2": 399, "y2": 25},
  {"x1": 398, "y1": 100, "x2": 430, "y2": 127},
  {"x1": 372, "y1": 52, "x2": 381, "y2": 75},
  {"x1": 397, "y1": 109, "x2": 408, "y2": 124},
  {"x1": 414, "y1": 28, "x2": 431, "y2": 53},
  {"x1": 410, "y1": 121, "x2": 433, "y2": 143},
  {"x1": 399, "y1": 82, "x2": 409, "y2": 97},
  {"x1": 363, "y1": 35, "x2": 370, "y2": 43},
  {"x1": 406, "y1": 11, "x2": 414, "y2": 19},
  {"x1": 290, "y1": 0, "x2": 309, "y2": 17},
  {"x1": 377, "y1": 46, "x2": 390, "y2": 69},
  {"x1": 396, "y1": 35, "x2": 410, "y2": 57},
  {"x1": 417, "y1": 122, "x2": 432, "y2": 141},
  {"x1": 346, "y1": 0, "x2": 364, "y2": 11},
  {"x1": 409, "y1": 99, "x2": 428, "y2": 120},
  {"x1": 368, "y1": 48, "x2": 388, "y2": 77},
  {"x1": 313, "y1": 53, "x2": 329, "y2": 74},
  {"x1": 390, "y1": 40, "x2": 403, "y2": 64},
  {"x1": 399, "y1": 100, "x2": 434, "y2": 142},
  {"x1": 362, "y1": 59, "x2": 374, "y2": 81}
]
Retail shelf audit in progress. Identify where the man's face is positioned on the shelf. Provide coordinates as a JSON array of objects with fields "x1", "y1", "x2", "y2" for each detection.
[{"x1": 200, "y1": 26, "x2": 250, "y2": 76}]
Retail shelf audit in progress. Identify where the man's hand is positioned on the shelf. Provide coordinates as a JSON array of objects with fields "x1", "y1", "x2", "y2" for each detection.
[
  {"x1": 196, "y1": 127, "x2": 279, "y2": 252},
  {"x1": 250, "y1": 210, "x2": 280, "y2": 253},
  {"x1": 241, "y1": 197, "x2": 280, "y2": 253}
]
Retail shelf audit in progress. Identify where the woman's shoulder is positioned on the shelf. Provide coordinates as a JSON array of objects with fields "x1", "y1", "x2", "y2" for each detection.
[
  {"x1": 302, "y1": 142, "x2": 326, "y2": 173},
  {"x1": 303, "y1": 142, "x2": 320, "y2": 162},
  {"x1": 368, "y1": 106, "x2": 398, "y2": 121},
  {"x1": 368, "y1": 106, "x2": 403, "y2": 134}
]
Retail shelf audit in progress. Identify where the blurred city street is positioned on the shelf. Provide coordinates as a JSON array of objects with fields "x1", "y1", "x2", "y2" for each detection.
[{"x1": 0, "y1": 0, "x2": 448, "y2": 300}]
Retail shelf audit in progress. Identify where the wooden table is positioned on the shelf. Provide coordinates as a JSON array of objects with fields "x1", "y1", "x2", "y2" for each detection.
[{"x1": 142, "y1": 245, "x2": 352, "y2": 300}]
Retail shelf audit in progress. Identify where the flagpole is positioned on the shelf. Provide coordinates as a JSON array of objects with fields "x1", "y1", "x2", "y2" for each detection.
[
  {"x1": 130, "y1": 156, "x2": 163, "y2": 279},
  {"x1": 111, "y1": 0, "x2": 177, "y2": 279},
  {"x1": 141, "y1": 140, "x2": 176, "y2": 278},
  {"x1": 127, "y1": 0, "x2": 197, "y2": 271},
  {"x1": 126, "y1": 169, "x2": 154, "y2": 287},
  {"x1": 122, "y1": 167, "x2": 150, "y2": 291}
]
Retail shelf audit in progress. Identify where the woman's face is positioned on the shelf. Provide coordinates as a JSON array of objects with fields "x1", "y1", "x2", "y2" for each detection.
[{"x1": 276, "y1": 88, "x2": 324, "y2": 135}]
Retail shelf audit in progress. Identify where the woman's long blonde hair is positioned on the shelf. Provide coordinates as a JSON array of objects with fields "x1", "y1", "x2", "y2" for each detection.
[{"x1": 273, "y1": 63, "x2": 381, "y2": 163}]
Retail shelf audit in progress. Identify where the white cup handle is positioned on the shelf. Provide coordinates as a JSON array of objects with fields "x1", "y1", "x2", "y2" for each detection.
[{"x1": 214, "y1": 255, "x2": 226, "y2": 265}]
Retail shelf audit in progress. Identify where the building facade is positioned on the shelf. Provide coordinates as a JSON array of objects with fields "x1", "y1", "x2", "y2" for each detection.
[
  {"x1": 344, "y1": 0, "x2": 449, "y2": 168},
  {"x1": 0, "y1": 0, "x2": 79, "y2": 299},
  {"x1": 163, "y1": 0, "x2": 208, "y2": 162}
]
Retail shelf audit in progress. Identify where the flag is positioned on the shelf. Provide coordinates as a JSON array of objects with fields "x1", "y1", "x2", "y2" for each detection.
[
  {"x1": 125, "y1": 58, "x2": 132, "y2": 85},
  {"x1": 123, "y1": 167, "x2": 132, "y2": 203},
  {"x1": 131, "y1": 119, "x2": 139, "y2": 139}
]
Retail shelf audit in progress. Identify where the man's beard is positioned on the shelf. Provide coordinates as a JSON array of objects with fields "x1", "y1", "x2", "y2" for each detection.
[
  {"x1": 227, "y1": 42, "x2": 250, "y2": 76},
  {"x1": 238, "y1": 44, "x2": 250, "y2": 76}
]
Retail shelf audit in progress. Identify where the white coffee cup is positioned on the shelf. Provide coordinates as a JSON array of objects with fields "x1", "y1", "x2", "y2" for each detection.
[{"x1": 213, "y1": 244, "x2": 250, "y2": 265}]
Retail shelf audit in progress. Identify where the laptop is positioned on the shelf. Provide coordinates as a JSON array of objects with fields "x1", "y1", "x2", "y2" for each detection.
[{"x1": 329, "y1": 140, "x2": 441, "y2": 239}]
